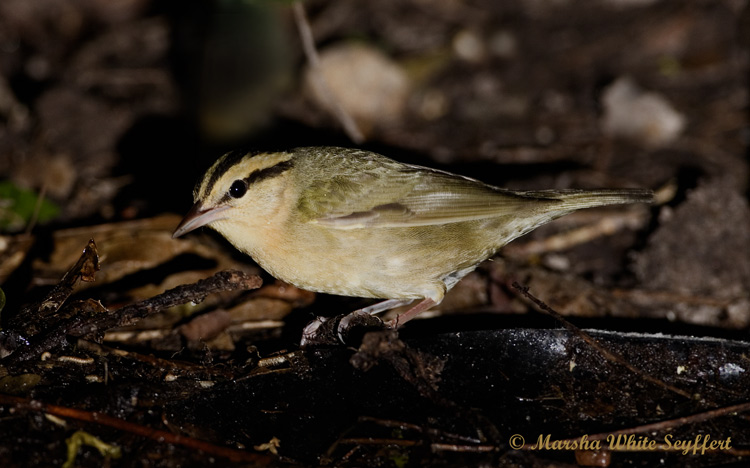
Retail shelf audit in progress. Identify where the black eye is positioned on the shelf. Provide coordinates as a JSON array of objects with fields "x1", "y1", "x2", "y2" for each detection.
[{"x1": 229, "y1": 180, "x2": 247, "y2": 199}]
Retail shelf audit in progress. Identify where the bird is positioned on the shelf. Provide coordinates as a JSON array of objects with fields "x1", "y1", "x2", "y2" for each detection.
[{"x1": 173, "y1": 146, "x2": 652, "y2": 343}]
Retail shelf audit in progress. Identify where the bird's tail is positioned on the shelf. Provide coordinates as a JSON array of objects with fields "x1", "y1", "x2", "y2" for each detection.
[
  {"x1": 488, "y1": 188, "x2": 653, "y2": 248},
  {"x1": 520, "y1": 188, "x2": 654, "y2": 211}
]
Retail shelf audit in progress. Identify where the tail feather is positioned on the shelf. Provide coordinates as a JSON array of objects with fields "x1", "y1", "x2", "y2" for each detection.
[
  {"x1": 492, "y1": 188, "x2": 654, "y2": 246},
  {"x1": 519, "y1": 188, "x2": 654, "y2": 211}
]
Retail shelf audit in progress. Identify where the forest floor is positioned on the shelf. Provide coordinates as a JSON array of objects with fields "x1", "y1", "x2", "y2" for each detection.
[{"x1": 0, "y1": 1, "x2": 748, "y2": 466}]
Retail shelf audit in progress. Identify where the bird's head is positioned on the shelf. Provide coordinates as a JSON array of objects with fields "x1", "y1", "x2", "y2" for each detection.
[{"x1": 173, "y1": 150, "x2": 295, "y2": 239}]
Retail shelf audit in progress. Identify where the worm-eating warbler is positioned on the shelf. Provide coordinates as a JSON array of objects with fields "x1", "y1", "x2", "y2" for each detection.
[{"x1": 174, "y1": 147, "x2": 652, "y2": 338}]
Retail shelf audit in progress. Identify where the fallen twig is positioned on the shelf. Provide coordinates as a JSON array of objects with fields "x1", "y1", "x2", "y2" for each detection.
[
  {"x1": 523, "y1": 400, "x2": 750, "y2": 456},
  {"x1": 292, "y1": 2, "x2": 364, "y2": 143},
  {"x1": 573, "y1": 400, "x2": 750, "y2": 443},
  {"x1": 12, "y1": 239, "x2": 99, "y2": 335},
  {"x1": 4, "y1": 270, "x2": 262, "y2": 364},
  {"x1": 0, "y1": 393, "x2": 281, "y2": 464},
  {"x1": 25, "y1": 183, "x2": 48, "y2": 236},
  {"x1": 504, "y1": 209, "x2": 649, "y2": 257},
  {"x1": 511, "y1": 282, "x2": 693, "y2": 400},
  {"x1": 73, "y1": 270, "x2": 262, "y2": 337},
  {"x1": 75, "y1": 340, "x2": 236, "y2": 379}
]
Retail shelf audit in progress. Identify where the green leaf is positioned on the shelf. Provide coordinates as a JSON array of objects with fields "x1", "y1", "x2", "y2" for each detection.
[
  {"x1": 0, "y1": 181, "x2": 60, "y2": 231},
  {"x1": 64, "y1": 430, "x2": 122, "y2": 468}
]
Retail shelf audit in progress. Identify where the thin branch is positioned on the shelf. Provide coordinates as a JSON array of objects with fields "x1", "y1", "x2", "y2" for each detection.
[
  {"x1": 517, "y1": 401, "x2": 750, "y2": 455},
  {"x1": 431, "y1": 443, "x2": 497, "y2": 453},
  {"x1": 511, "y1": 282, "x2": 693, "y2": 400},
  {"x1": 4, "y1": 270, "x2": 262, "y2": 364},
  {"x1": 12, "y1": 239, "x2": 99, "y2": 335},
  {"x1": 292, "y1": 1, "x2": 365, "y2": 143},
  {"x1": 0, "y1": 393, "x2": 280, "y2": 464},
  {"x1": 576, "y1": 400, "x2": 750, "y2": 442},
  {"x1": 73, "y1": 270, "x2": 262, "y2": 336},
  {"x1": 25, "y1": 183, "x2": 48, "y2": 235},
  {"x1": 504, "y1": 209, "x2": 649, "y2": 257},
  {"x1": 611, "y1": 288, "x2": 737, "y2": 307},
  {"x1": 75, "y1": 340, "x2": 236, "y2": 379}
]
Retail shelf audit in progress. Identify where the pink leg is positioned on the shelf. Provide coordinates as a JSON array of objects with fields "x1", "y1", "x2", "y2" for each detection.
[
  {"x1": 360, "y1": 298, "x2": 413, "y2": 315},
  {"x1": 386, "y1": 298, "x2": 437, "y2": 328},
  {"x1": 336, "y1": 299, "x2": 414, "y2": 342}
]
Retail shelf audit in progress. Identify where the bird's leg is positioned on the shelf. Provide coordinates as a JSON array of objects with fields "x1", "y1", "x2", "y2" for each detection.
[
  {"x1": 337, "y1": 299, "x2": 413, "y2": 342},
  {"x1": 386, "y1": 298, "x2": 437, "y2": 328},
  {"x1": 300, "y1": 316, "x2": 329, "y2": 346},
  {"x1": 301, "y1": 297, "x2": 436, "y2": 346},
  {"x1": 360, "y1": 298, "x2": 414, "y2": 315},
  {"x1": 300, "y1": 299, "x2": 414, "y2": 347}
]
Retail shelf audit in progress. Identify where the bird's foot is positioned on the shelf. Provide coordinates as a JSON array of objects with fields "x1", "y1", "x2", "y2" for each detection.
[{"x1": 300, "y1": 310, "x2": 390, "y2": 347}]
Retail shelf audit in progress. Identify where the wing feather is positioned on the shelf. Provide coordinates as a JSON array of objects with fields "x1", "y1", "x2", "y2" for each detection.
[{"x1": 299, "y1": 161, "x2": 548, "y2": 229}]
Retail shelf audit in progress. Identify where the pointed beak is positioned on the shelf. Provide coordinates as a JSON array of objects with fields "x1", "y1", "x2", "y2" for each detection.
[{"x1": 173, "y1": 202, "x2": 230, "y2": 238}]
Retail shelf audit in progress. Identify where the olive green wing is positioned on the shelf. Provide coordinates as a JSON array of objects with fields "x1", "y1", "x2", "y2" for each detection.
[{"x1": 298, "y1": 164, "x2": 548, "y2": 229}]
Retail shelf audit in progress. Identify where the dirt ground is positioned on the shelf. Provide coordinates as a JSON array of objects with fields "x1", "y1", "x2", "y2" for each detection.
[{"x1": 0, "y1": 1, "x2": 749, "y2": 467}]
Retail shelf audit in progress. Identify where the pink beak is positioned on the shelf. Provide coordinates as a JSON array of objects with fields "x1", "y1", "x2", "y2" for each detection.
[{"x1": 173, "y1": 202, "x2": 230, "y2": 238}]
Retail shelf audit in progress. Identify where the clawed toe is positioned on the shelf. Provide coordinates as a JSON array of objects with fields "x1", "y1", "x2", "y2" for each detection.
[
  {"x1": 299, "y1": 311, "x2": 388, "y2": 347},
  {"x1": 300, "y1": 316, "x2": 329, "y2": 347}
]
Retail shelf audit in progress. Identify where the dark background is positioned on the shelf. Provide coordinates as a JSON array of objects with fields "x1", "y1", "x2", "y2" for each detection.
[{"x1": 0, "y1": 1, "x2": 748, "y2": 466}]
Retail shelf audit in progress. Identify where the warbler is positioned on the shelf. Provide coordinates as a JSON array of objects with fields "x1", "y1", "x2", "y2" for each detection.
[{"x1": 173, "y1": 146, "x2": 652, "y2": 341}]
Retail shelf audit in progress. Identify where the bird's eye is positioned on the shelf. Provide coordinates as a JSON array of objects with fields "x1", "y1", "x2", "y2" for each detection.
[{"x1": 229, "y1": 180, "x2": 247, "y2": 199}]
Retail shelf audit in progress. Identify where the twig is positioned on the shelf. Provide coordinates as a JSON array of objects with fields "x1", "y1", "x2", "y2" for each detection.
[
  {"x1": 292, "y1": 1, "x2": 365, "y2": 143},
  {"x1": 74, "y1": 270, "x2": 262, "y2": 336},
  {"x1": 511, "y1": 282, "x2": 693, "y2": 400},
  {"x1": 358, "y1": 416, "x2": 482, "y2": 444},
  {"x1": 504, "y1": 209, "x2": 648, "y2": 257},
  {"x1": 0, "y1": 393, "x2": 279, "y2": 464},
  {"x1": 611, "y1": 288, "x2": 737, "y2": 307},
  {"x1": 25, "y1": 183, "x2": 48, "y2": 235},
  {"x1": 431, "y1": 443, "x2": 497, "y2": 453},
  {"x1": 519, "y1": 401, "x2": 750, "y2": 456},
  {"x1": 75, "y1": 340, "x2": 235, "y2": 379},
  {"x1": 337, "y1": 438, "x2": 418, "y2": 447},
  {"x1": 4, "y1": 270, "x2": 262, "y2": 364},
  {"x1": 38, "y1": 238, "x2": 99, "y2": 317},
  {"x1": 12, "y1": 239, "x2": 99, "y2": 335},
  {"x1": 573, "y1": 400, "x2": 750, "y2": 442}
]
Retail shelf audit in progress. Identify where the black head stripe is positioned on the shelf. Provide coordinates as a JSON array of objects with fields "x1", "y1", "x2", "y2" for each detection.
[
  {"x1": 198, "y1": 150, "x2": 294, "y2": 202},
  {"x1": 212, "y1": 158, "x2": 295, "y2": 204},
  {"x1": 244, "y1": 159, "x2": 294, "y2": 186},
  {"x1": 201, "y1": 149, "x2": 254, "y2": 199}
]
